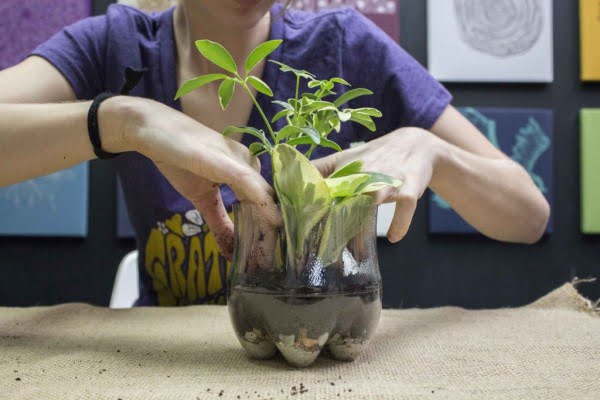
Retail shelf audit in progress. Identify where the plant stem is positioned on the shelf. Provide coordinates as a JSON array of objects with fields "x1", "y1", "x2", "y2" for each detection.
[
  {"x1": 295, "y1": 75, "x2": 300, "y2": 104},
  {"x1": 243, "y1": 83, "x2": 276, "y2": 143}
]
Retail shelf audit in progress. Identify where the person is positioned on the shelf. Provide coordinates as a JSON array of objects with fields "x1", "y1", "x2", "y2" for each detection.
[{"x1": 0, "y1": 0, "x2": 550, "y2": 306}]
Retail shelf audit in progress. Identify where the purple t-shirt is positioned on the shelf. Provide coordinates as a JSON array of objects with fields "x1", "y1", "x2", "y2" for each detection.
[{"x1": 32, "y1": 3, "x2": 451, "y2": 306}]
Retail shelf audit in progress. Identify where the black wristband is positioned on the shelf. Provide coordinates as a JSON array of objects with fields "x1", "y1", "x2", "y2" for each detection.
[
  {"x1": 87, "y1": 92, "x2": 120, "y2": 160},
  {"x1": 87, "y1": 67, "x2": 147, "y2": 160}
]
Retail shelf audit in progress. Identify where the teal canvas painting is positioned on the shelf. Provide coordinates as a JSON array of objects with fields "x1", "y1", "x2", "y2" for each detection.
[{"x1": 0, "y1": 163, "x2": 89, "y2": 237}]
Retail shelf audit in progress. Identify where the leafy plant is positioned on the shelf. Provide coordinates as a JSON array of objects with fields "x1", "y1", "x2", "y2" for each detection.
[{"x1": 176, "y1": 39, "x2": 401, "y2": 267}]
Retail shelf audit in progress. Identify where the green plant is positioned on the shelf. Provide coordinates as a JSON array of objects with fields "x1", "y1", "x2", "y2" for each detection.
[{"x1": 176, "y1": 39, "x2": 401, "y2": 266}]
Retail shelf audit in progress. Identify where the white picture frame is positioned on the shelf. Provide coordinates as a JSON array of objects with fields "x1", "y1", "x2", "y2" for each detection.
[{"x1": 427, "y1": 0, "x2": 553, "y2": 83}]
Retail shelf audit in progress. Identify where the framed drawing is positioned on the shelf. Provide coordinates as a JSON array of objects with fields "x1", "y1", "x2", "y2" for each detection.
[
  {"x1": 427, "y1": 0, "x2": 553, "y2": 82},
  {"x1": 429, "y1": 108, "x2": 554, "y2": 234}
]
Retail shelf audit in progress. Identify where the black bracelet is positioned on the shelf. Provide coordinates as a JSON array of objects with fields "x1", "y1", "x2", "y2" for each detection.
[
  {"x1": 87, "y1": 92, "x2": 119, "y2": 159},
  {"x1": 87, "y1": 67, "x2": 147, "y2": 160}
]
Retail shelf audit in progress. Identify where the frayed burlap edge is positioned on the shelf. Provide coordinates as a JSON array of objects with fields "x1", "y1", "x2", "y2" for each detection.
[{"x1": 529, "y1": 278, "x2": 599, "y2": 317}]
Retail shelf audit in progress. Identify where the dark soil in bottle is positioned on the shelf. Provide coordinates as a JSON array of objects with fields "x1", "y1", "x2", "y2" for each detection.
[{"x1": 227, "y1": 271, "x2": 381, "y2": 367}]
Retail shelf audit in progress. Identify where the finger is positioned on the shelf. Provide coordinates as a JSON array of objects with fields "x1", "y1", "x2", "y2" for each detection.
[
  {"x1": 311, "y1": 152, "x2": 339, "y2": 177},
  {"x1": 387, "y1": 180, "x2": 420, "y2": 243},
  {"x1": 190, "y1": 183, "x2": 235, "y2": 260},
  {"x1": 216, "y1": 156, "x2": 275, "y2": 205}
]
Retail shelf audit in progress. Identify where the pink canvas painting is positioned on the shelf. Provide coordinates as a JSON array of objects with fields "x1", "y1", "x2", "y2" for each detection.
[
  {"x1": 0, "y1": 0, "x2": 91, "y2": 70},
  {"x1": 291, "y1": 0, "x2": 399, "y2": 42}
]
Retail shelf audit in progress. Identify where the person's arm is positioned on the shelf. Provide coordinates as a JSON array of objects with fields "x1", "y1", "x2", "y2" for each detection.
[
  {"x1": 314, "y1": 105, "x2": 550, "y2": 244},
  {"x1": 428, "y1": 106, "x2": 550, "y2": 244},
  {"x1": 0, "y1": 57, "x2": 91, "y2": 186},
  {"x1": 0, "y1": 57, "x2": 277, "y2": 258}
]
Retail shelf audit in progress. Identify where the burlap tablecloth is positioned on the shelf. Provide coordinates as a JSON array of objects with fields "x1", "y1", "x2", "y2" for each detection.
[{"x1": 0, "y1": 283, "x2": 598, "y2": 399}]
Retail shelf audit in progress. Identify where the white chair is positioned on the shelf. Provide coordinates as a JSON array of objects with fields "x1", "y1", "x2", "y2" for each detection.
[{"x1": 110, "y1": 250, "x2": 139, "y2": 309}]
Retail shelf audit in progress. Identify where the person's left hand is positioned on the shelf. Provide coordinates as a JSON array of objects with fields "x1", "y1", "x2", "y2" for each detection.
[{"x1": 312, "y1": 127, "x2": 444, "y2": 242}]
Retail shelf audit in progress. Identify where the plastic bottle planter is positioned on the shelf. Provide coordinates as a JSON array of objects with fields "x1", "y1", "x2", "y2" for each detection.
[{"x1": 227, "y1": 202, "x2": 382, "y2": 367}]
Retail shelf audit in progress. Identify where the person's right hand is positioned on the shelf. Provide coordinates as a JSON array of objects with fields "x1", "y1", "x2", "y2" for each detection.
[{"x1": 99, "y1": 96, "x2": 278, "y2": 260}]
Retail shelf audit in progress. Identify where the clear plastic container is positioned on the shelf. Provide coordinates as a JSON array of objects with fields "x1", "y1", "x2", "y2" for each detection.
[{"x1": 227, "y1": 202, "x2": 382, "y2": 367}]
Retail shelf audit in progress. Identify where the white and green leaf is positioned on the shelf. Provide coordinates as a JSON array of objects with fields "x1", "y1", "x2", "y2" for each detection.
[
  {"x1": 325, "y1": 174, "x2": 370, "y2": 198},
  {"x1": 218, "y1": 78, "x2": 235, "y2": 110},
  {"x1": 273, "y1": 144, "x2": 331, "y2": 254},
  {"x1": 249, "y1": 142, "x2": 267, "y2": 156},
  {"x1": 354, "y1": 172, "x2": 402, "y2": 194},
  {"x1": 317, "y1": 195, "x2": 374, "y2": 266},
  {"x1": 223, "y1": 126, "x2": 267, "y2": 143},
  {"x1": 329, "y1": 160, "x2": 364, "y2": 178},
  {"x1": 247, "y1": 76, "x2": 273, "y2": 97}
]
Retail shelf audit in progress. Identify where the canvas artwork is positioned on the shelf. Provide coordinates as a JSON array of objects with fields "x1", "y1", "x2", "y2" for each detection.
[
  {"x1": 427, "y1": 0, "x2": 553, "y2": 82},
  {"x1": 0, "y1": 164, "x2": 89, "y2": 237},
  {"x1": 580, "y1": 109, "x2": 600, "y2": 234},
  {"x1": 0, "y1": 0, "x2": 91, "y2": 70},
  {"x1": 579, "y1": 0, "x2": 600, "y2": 81},
  {"x1": 429, "y1": 108, "x2": 554, "y2": 234},
  {"x1": 291, "y1": 0, "x2": 399, "y2": 41}
]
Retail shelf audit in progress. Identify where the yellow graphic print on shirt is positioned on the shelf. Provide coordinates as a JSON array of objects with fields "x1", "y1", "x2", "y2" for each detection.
[{"x1": 144, "y1": 209, "x2": 231, "y2": 306}]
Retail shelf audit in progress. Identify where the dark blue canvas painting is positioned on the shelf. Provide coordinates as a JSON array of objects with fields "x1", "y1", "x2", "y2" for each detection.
[
  {"x1": 429, "y1": 107, "x2": 554, "y2": 234},
  {"x1": 0, "y1": 163, "x2": 89, "y2": 237},
  {"x1": 117, "y1": 178, "x2": 135, "y2": 239}
]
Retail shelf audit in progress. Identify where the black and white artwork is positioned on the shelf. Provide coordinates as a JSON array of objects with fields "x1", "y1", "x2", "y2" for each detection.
[{"x1": 427, "y1": 0, "x2": 553, "y2": 82}]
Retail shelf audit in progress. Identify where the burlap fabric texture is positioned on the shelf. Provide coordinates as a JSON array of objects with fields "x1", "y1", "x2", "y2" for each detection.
[{"x1": 0, "y1": 283, "x2": 598, "y2": 399}]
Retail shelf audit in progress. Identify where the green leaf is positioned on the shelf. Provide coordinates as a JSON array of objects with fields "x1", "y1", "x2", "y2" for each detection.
[
  {"x1": 195, "y1": 40, "x2": 238, "y2": 74},
  {"x1": 273, "y1": 144, "x2": 331, "y2": 255},
  {"x1": 355, "y1": 172, "x2": 402, "y2": 194},
  {"x1": 273, "y1": 100, "x2": 294, "y2": 111},
  {"x1": 329, "y1": 160, "x2": 364, "y2": 178},
  {"x1": 174, "y1": 73, "x2": 228, "y2": 100},
  {"x1": 329, "y1": 116, "x2": 341, "y2": 133},
  {"x1": 269, "y1": 60, "x2": 315, "y2": 80},
  {"x1": 244, "y1": 39, "x2": 282, "y2": 74},
  {"x1": 286, "y1": 136, "x2": 314, "y2": 146},
  {"x1": 338, "y1": 110, "x2": 352, "y2": 122},
  {"x1": 272, "y1": 109, "x2": 291, "y2": 123},
  {"x1": 249, "y1": 142, "x2": 266, "y2": 156},
  {"x1": 302, "y1": 100, "x2": 337, "y2": 114},
  {"x1": 325, "y1": 174, "x2": 370, "y2": 197},
  {"x1": 333, "y1": 88, "x2": 373, "y2": 108},
  {"x1": 308, "y1": 80, "x2": 321, "y2": 88},
  {"x1": 317, "y1": 195, "x2": 374, "y2": 266},
  {"x1": 277, "y1": 125, "x2": 303, "y2": 141},
  {"x1": 300, "y1": 126, "x2": 321, "y2": 144},
  {"x1": 223, "y1": 126, "x2": 267, "y2": 143},
  {"x1": 330, "y1": 77, "x2": 351, "y2": 86},
  {"x1": 350, "y1": 112, "x2": 376, "y2": 131},
  {"x1": 218, "y1": 78, "x2": 235, "y2": 110},
  {"x1": 351, "y1": 107, "x2": 382, "y2": 117},
  {"x1": 247, "y1": 76, "x2": 273, "y2": 97},
  {"x1": 320, "y1": 137, "x2": 342, "y2": 152}
]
